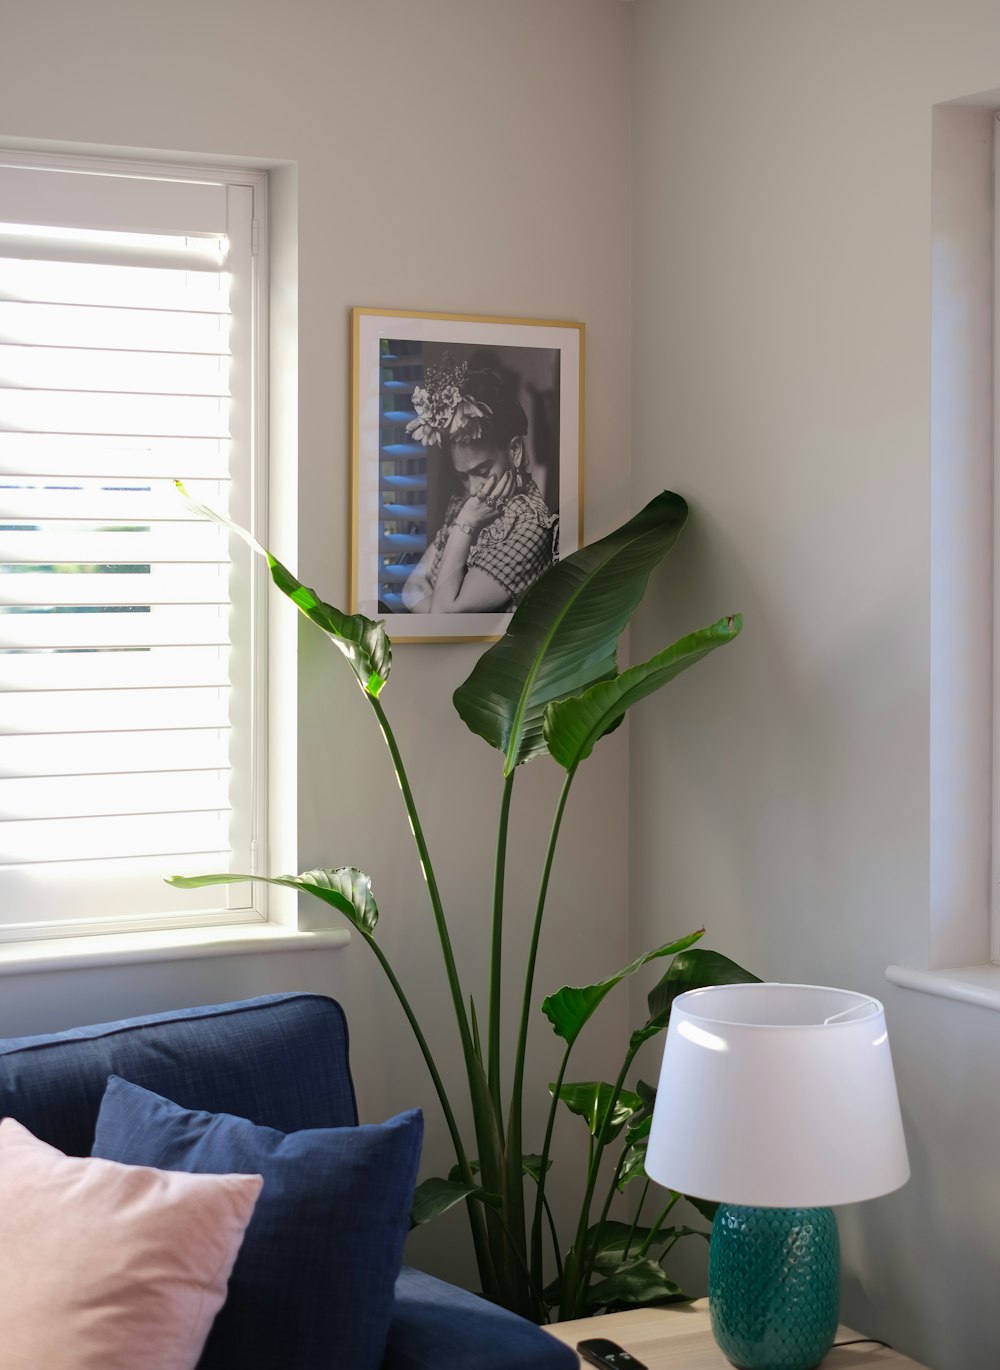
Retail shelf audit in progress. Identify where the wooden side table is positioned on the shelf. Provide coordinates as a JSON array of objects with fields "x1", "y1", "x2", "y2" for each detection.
[{"x1": 543, "y1": 1301, "x2": 929, "y2": 1368}]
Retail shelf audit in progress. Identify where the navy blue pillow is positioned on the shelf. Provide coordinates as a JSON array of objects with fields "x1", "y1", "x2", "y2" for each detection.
[{"x1": 92, "y1": 1075, "x2": 422, "y2": 1370}]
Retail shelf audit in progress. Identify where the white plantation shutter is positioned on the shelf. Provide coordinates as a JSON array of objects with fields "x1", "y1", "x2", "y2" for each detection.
[{"x1": 0, "y1": 157, "x2": 267, "y2": 939}]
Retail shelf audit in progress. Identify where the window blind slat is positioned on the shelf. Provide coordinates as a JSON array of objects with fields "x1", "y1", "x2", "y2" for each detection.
[
  {"x1": 0, "y1": 604, "x2": 230, "y2": 649},
  {"x1": 0, "y1": 165, "x2": 228, "y2": 236},
  {"x1": 0, "y1": 302, "x2": 231, "y2": 352},
  {"x1": 0, "y1": 686, "x2": 230, "y2": 734},
  {"x1": 0, "y1": 346, "x2": 231, "y2": 397},
  {"x1": 0, "y1": 524, "x2": 227, "y2": 562},
  {"x1": 0, "y1": 480, "x2": 230, "y2": 522},
  {"x1": 0, "y1": 389, "x2": 230, "y2": 437},
  {"x1": 0, "y1": 810, "x2": 231, "y2": 864},
  {"x1": 0, "y1": 435, "x2": 231, "y2": 479},
  {"x1": 0, "y1": 727, "x2": 230, "y2": 777},
  {"x1": 0, "y1": 645, "x2": 229, "y2": 690},
  {"x1": 0, "y1": 260, "x2": 231, "y2": 313},
  {"x1": 0, "y1": 567, "x2": 230, "y2": 608},
  {"x1": 0, "y1": 770, "x2": 231, "y2": 820},
  {"x1": 0, "y1": 232, "x2": 226, "y2": 274}
]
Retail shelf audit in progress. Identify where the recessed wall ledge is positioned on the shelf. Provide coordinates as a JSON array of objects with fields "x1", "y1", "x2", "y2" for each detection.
[
  {"x1": 0, "y1": 924, "x2": 350, "y2": 976},
  {"x1": 885, "y1": 963, "x2": 1000, "y2": 1012}
]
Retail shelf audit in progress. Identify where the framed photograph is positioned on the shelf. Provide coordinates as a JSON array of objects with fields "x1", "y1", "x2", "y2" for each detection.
[{"x1": 351, "y1": 308, "x2": 584, "y2": 642}]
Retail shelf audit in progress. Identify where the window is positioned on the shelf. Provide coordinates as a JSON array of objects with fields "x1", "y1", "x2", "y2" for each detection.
[
  {"x1": 887, "y1": 102, "x2": 1000, "y2": 1010},
  {"x1": 0, "y1": 153, "x2": 268, "y2": 942}
]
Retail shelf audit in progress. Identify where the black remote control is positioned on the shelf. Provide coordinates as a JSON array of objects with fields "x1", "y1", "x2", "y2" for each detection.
[{"x1": 576, "y1": 1337, "x2": 649, "y2": 1370}]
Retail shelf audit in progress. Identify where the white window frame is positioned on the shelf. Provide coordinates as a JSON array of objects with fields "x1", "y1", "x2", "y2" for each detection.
[
  {"x1": 887, "y1": 101, "x2": 1000, "y2": 1011},
  {"x1": 0, "y1": 149, "x2": 271, "y2": 942}
]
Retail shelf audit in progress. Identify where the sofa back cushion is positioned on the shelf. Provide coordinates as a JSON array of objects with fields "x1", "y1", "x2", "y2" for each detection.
[{"x1": 0, "y1": 993, "x2": 358, "y2": 1155}]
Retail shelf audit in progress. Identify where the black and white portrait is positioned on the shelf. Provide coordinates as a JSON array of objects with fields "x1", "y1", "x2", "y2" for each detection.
[{"x1": 352, "y1": 311, "x2": 583, "y2": 642}]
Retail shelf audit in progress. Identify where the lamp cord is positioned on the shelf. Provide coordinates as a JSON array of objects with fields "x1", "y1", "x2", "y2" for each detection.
[{"x1": 833, "y1": 1337, "x2": 892, "y2": 1350}]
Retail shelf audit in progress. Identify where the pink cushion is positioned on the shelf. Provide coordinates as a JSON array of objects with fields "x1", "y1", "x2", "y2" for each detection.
[{"x1": 0, "y1": 1116, "x2": 262, "y2": 1370}]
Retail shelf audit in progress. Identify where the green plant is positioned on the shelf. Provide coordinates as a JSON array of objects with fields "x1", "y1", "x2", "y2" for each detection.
[{"x1": 168, "y1": 488, "x2": 750, "y2": 1323}]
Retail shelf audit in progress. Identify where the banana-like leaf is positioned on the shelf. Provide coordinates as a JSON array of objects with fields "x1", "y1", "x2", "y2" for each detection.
[
  {"x1": 551, "y1": 1082, "x2": 643, "y2": 1141},
  {"x1": 176, "y1": 481, "x2": 390, "y2": 697},
  {"x1": 520, "y1": 1153, "x2": 553, "y2": 1184},
  {"x1": 646, "y1": 947, "x2": 761, "y2": 1023},
  {"x1": 685, "y1": 1195, "x2": 719, "y2": 1224},
  {"x1": 542, "y1": 929, "x2": 703, "y2": 1046},
  {"x1": 616, "y1": 1141, "x2": 648, "y2": 1190},
  {"x1": 585, "y1": 1258, "x2": 690, "y2": 1312},
  {"x1": 410, "y1": 1177, "x2": 501, "y2": 1228},
  {"x1": 447, "y1": 1155, "x2": 551, "y2": 1184},
  {"x1": 582, "y1": 1220, "x2": 691, "y2": 1274},
  {"x1": 166, "y1": 867, "x2": 378, "y2": 936},
  {"x1": 628, "y1": 948, "x2": 760, "y2": 1054},
  {"x1": 544, "y1": 615, "x2": 742, "y2": 770},
  {"x1": 453, "y1": 491, "x2": 689, "y2": 774}
]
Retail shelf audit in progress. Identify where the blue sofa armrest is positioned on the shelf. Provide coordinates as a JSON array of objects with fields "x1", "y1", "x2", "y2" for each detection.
[{"x1": 384, "y1": 1267, "x2": 577, "y2": 1370}]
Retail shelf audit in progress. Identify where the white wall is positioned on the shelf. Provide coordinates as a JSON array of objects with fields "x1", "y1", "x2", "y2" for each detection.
[
  {"x1": 630, "y1": 3, "x2": 1000, "y2": 1367},
  {"x1": 0, "y1": 0, "x2": 633, "y2": 1287}
]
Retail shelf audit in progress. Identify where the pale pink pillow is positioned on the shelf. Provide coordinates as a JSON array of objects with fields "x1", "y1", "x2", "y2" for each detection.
[{"x1": 0, "y1": 1116, "x2": 262, "y2": 1370}]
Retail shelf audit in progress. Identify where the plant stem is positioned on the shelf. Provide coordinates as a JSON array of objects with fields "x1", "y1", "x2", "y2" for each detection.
[
  {"x1": 503, "y1": 767, "x2": 577, "y2": 1307},
  {"x1": 540, "y1": 1189, "x2": 564, "y2": 1290},
  {"x1": 488, "y1": 771, "x2": 516, "y2": 1122},
  {"x1": 362, "y1": 934, "x2": 467, "y2": 1171},
  {"x1": 509, "y1": 768, "x2": 576, "y2": 1139},
  {"x1": 361, "y1": 931, "x2": 496, "y2": 1290},
  {"x1": 530, "y1": 1041, "x2": 572, "y2": 1288},
  {"x1": 369, "y1": 696, "x2": 504, "y2": 1296},
  {"x1": 370, "y1": 696, "x2": 474, "y2": 1060},
  {"x1": 622, "y1": 1179, "x2": 650, "y2": 1262},
  {"x1": 583, "y1": 1145, "x2": 629, "y2": 1291},
  {"x1": 637, "y1": 1191, "x2": 680, "y2": 1257},
  {"x1": 509, "y1": 767, "x2": 572, "y2": 1128},
  {"x1": 562, "y1": 1048, "x2": 636, "y2": 1318}
]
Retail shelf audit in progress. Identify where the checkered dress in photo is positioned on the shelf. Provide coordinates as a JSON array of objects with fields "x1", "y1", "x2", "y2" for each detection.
[{"x1": 430, "y1": 478, "x2": 557, "y2": 609}]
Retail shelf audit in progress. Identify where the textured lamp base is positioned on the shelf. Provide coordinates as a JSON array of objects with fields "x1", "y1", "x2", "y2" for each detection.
[{"x1": 708, "y1": 1204, "x2": 839, "y2": 1370}]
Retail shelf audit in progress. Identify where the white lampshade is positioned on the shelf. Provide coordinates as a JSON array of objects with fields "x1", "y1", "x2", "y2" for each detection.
[{"x1": 645, "y1": 983, "x2": 910, "y2": 1209}]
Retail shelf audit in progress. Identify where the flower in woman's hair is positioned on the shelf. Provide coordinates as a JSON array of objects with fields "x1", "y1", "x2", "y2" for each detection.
[{"x1": 406, "y1": 356, "x2": 493, "y2": 447}]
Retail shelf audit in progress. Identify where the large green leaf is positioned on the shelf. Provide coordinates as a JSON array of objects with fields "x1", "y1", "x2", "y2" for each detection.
[
  {"x1": 453, "y1": 491, "x2": 689, "y2": 774},
  {"x1": 166, "y1": 867, "x2": 378, "y2": 935},
  {"x1": 520, "y1": 1154, "x2": 553, "y2": 1184},
  {"x1": 410, "y1": 1177, "x2": 501, "y2": 1228},
  {"x1": 585, "y1": 1258, "x2": 690, "y2": 1312},
  {"x1": 616, "y1": 1140, "x2": 648, "y2": 1190},
  {"x1": 447, "y1": 1155, "x2": 551, "y2": 1184},
  {"x1": 541, "y1": 929, "x2": 704, "y2": 1046},
  {"x1": 552, "y1": 1082, "x2": 643, "y2": 1141},
  {"x1": 544, "y1": 615, "x2": 743, "y2": 770},
  {"x1": 177, "y1": 481, "x2": 390, "y2": 697},
  {"x1": 646, "y1": 947, "x2": 761, "y2": 1023},
  {"x1": 582, "y1": 1221, "x2": 700, "y2": 1274},
  {"x1": 584, "y1": 1221, "x2": 656, "y2": 1274},
  {"x1": 627, "y1": 948, "x2": 760, "y2": 1056},
  {"x1": 685, "y1": 1195, "x2": 720, "y2": 1225}
]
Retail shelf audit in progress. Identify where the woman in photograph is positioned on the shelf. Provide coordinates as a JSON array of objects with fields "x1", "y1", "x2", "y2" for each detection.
[{"x1": 402, "y1": 357, "x2": 558, "y2": 614}]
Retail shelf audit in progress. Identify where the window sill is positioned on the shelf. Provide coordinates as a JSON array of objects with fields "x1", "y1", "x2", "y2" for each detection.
[
  {"x1": 0, "y1": 924, "x2": 350, "y2": 976},
  {"x1": 885, "y1": 962, "x2": 1000, "y2": 1012}
]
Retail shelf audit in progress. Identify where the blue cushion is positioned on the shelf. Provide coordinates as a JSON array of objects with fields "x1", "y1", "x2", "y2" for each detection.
[
  {"x1": 92, "y1": 1075, "x2": 423, "y2": 1370},
  {"x1": 0, "y1": 993, "x2": 358, "y2": 1157},
  {"x1": 386, "y1": 1267, "x2": 578, "y2": 1370}
]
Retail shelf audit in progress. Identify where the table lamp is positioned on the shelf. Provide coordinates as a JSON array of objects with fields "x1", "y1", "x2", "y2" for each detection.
[{"x1": 645, "y1": 983, "x2": 909, "y2": 1370}]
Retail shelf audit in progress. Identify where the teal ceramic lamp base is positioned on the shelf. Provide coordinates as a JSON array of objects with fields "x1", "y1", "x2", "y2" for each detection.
[{"x1": 709, "y1": 1204, "x2": 840, "y2": 1370}]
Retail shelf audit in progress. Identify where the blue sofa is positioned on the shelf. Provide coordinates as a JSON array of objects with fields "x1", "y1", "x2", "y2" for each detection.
[{"x1": 0, "y1": 991, "x2": 575, "y2": 1370}]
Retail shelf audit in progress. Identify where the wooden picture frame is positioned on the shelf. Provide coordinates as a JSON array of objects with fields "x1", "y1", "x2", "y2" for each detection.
[{"x1": 351, "y1": 307, "x2": 584, "y2": 642}]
